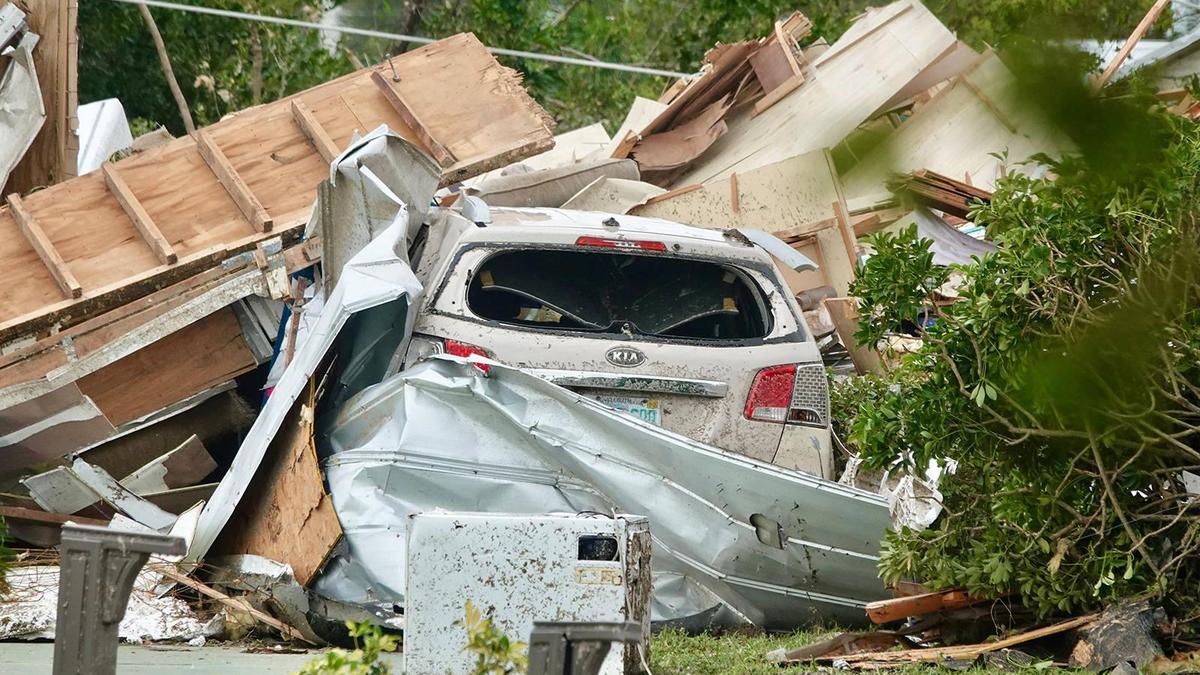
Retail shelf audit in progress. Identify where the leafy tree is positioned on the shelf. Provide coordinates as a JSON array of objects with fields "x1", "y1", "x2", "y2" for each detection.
[
  {"x1": 845, "y1": 64, "x2": 1200, "y2": 616},
  {"x1": 79, "y1": 1, "x2": 354, "y2": 133},
  {"x1": 79, "y1": 0, "x2": 1168, "y2": 135}
]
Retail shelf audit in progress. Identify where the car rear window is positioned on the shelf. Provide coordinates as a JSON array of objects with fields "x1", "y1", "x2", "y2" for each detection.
[{"x1": 466, "y1": 249, "x2": 772, "y2": 340}]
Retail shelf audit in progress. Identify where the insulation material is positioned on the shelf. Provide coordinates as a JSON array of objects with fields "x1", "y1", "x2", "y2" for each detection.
[
  {"x1": 0, "y1": 565, "x2": 212, "y2": 642},
  {"x1": 313, "y1": 357, "x2": 890, "y2": 630}
]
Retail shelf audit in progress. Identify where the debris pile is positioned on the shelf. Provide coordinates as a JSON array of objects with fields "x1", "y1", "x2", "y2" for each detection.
[{"x1": 1, "y1": 0, "x2": 1199, "y2": 670}]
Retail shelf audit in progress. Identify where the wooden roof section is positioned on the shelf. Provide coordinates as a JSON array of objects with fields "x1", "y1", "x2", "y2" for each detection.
[{"x1": 0, "y1": 32, "x2": 554, "y2": 343}]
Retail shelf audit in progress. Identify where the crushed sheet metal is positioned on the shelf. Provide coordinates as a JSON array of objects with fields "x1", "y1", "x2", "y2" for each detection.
[
  {"x1": 315, "y1": 356, "x2": 890, "y2": 629},
  {"x1": 0, "y1": 30, "x2": 44, "y2": 190},
  {"x1": 186, "y1": 217, "x2": 422, "y2": 565},
  {"x1": 307, "y1": 125, "x2": 439, "y2": 291}
]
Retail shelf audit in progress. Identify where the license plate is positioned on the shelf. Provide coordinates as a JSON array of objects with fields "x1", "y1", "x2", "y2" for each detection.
[{"x1": 593, "y1": 395, "x2": 661, "y2": 426}]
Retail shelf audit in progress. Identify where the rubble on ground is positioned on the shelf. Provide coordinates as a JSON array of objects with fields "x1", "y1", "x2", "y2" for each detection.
[{"x1": 2, "y1": 0, "x2": 1199, "y2": 670}]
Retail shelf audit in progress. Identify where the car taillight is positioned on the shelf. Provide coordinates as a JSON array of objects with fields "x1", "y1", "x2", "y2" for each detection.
[
  {"x1": 444, "y1": 339, "x2": 492, "y2": 374},
  {"x1": 744, "y1": 363, "x2": 829, "y2": 427},
  {"x1": 575, "y1": 235, "x2": 667, "y2": 252}
]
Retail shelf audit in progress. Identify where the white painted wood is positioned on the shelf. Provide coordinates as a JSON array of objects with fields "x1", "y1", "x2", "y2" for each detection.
[
  {"x1": 841, "y1": 53, "x2": 1072, "y2": 212},
  {"x1": 672, "y1": 0, "x2": 956, "y2": 186}
]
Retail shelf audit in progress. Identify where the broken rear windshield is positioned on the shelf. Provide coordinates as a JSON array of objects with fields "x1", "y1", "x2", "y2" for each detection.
[{"x1": 467, "y1": 249, "x2": 772, "y2": 340}]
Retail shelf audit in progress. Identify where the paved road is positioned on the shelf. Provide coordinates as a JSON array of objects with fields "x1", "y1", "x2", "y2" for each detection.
[{"x1": 0, "y1": 642, "x2": 406, "y2": 673}]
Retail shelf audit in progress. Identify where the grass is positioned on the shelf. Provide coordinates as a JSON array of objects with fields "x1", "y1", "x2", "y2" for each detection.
[
  {"x1": 648, "y1": 627, "x2": 1085, "y2": 675},
  {"x1": 650, "y1": 627, "x2": 840, "y2": 675}
]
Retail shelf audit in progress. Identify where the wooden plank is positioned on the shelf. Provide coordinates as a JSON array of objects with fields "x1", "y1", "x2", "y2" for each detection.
[
  {"x1": 4, "y1": 0, "x2": 78, "y2": 194},
  {"x1": 0, "y1": 505, "x2": 108, "y2": 547},
  {"x1": 102, "y1": 163, "x2": 177, "y2": 264},
  {"x1": 193, "y1": 129, "x2": 273, "y2": 233},
  {"x1": 865, "y1": 588, "x2": 982, "y2": 624},
  {"x1": 290, "y1": 99, "x2": 340, "y2": 163},
  {"x1": 812, "y1": 614, "x2": 1099, "y2": 666},
  {"x1": 671, "y1": 0, "x2": 954, "y2": 186},
  {"x1": 76, "y1": 307, "x2": 256, "y2": 426},
  {"x1": 1096, "y1": 0, "x2": 1170, "y2": 89},
  {"x1": 212, "y1": 384, "x2": 342, "y2": 587},
  {"x1": 823, "y1": 297, "x2": 881, "y2": 374},
  {"x1": 371, "y1": 70, "x2": 456, "y2": 166},
  {"x1": 6, "y1": 193, "x2": 81, "y2": 299},
  {"x1": 832, "y1": 199, "x2": 858, "y2": 264},
  {"x1": 150, "y1": 564, "x2": 313, "y2": 644}
]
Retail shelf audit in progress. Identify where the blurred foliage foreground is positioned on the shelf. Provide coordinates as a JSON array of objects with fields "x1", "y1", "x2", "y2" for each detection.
[{"x1": 840, "y1": 52, "x2": 1200, "y2": 619}]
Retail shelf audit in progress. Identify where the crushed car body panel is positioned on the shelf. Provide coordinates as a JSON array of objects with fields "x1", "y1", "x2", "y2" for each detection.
[{"x1": 314, "y1": 356, "x2": 890, "y2": 629}]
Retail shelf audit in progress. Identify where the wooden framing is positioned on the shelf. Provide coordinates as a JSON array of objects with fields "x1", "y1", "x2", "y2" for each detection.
[
  {"x1": 193, "y1": 129, "x2": 273, "y2": 233},
  {"x1": 0, "y1": 33, "x2": 553, "y2": 344},
  {"x1": 102, "y1": 163, "x2": 177, "y2": 264},
  {"x1": 370, "y1": 70, "x2": 457, "y2": 166},
  {"x1": 6, "y1": 193, "x2": 81, "y2": 299},
  {"x1": 290, "y1": 100, "x2": 340, "y2": 163}
]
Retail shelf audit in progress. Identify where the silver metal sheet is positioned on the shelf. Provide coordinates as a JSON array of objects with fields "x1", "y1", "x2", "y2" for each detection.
[
  {"x1": 317, "y1": 356, "x2": 890, "y2": 629},
  {"x1": 187, "y1": 206, "x2": 423, "y2": 565},
  {"x1": 0, "y1": 30, "x2": 44, "y2": 190}
]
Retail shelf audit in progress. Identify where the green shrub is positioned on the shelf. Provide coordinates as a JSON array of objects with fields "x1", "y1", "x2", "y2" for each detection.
[{"x1": 295, "y1": 620, "x2": 398, "y2": 675}]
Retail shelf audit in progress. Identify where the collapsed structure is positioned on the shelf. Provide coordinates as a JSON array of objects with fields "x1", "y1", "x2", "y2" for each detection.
[{"x1": 1, "y1": 0, "x2": 1193, "y2": 669}]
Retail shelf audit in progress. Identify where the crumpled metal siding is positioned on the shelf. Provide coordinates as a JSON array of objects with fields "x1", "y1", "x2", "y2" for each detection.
[{"x1": 316, "y1": 356, "x2": 891, "y2": 629}]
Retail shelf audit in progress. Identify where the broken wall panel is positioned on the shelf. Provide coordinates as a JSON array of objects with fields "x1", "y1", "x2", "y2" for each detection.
[
  {"x1": 630, "y1": 150, "x2": 842, "y2": 235},
  {"x1": 840, "y1": 52, "x2": 1070, "y2": 211},
  {"x1": 75, "y1": 306, "x2": 257, "y2": 427},
  {"x1": 0, "y1": 32, "x2": 552, "y2": 344},
  {"x1": 0, "y1": 384, "x2": 114, "y2": 477},
  {"x1": 668, "y1": 0, "x2": 956, "y2": 186}
]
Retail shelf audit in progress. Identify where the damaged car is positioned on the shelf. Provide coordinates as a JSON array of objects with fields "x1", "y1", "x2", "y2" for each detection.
[{"x1": 403, "y1": 205, "x2": 834, "y2": 477}]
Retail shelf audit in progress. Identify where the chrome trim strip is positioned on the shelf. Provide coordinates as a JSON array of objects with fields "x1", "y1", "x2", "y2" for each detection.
[{"x1": 527, "y1": 368, "x2": 729, "y2": 398}]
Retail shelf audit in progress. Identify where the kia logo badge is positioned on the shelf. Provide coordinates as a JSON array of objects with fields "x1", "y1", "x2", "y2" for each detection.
[{"x1": 606, "y1": 346, "x2": 646, "y2": 368}]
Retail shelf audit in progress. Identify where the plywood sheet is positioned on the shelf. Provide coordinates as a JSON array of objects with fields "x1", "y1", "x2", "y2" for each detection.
[
  {"x1": 76, "y1": 307, "x2": 255, "y2": 426},
  {"x1": 671, "y1": 0, "x2": 956, "y2": 186},
  {"x1": 0, "y1": 32, "x2": 552, "y2": 341},
  {"x1": 212, "y1": 391, "x2": 341, "y2": 586},
  {"x1": 632, "y1": 150, "x2": 841, "y2": 234}
]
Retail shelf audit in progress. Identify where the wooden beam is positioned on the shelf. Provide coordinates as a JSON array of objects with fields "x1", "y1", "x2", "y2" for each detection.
[
  {"x1": 1095, "y1": 0, "x2": 1170, "y2": 90},
  {"x1": 370, "y1": 69, "x2": 456, "y2": 166},
  {"x1": 102, "y1": 163, "x2": 177, "y2": 264},
  {"x1": 290, "y1": 100, "x2": 339, "y2": 163},
  {"x1": 832, "y1": 199, "x2": 858, "y2": 267},
  {"x1": 192, "y1": 129, "x2": 273, "y2": 232},
  {"x1": 150, "y1": 564, "x2": 313, "y2": 644},
  {"x1": 6, "y1": 193, "x2": 82, "y2": 298},
  {"x1": 865, "y1": 588, "x2": 983, "y2": 624}
]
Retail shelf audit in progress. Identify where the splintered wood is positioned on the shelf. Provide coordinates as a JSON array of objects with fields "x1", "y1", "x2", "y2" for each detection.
[
  {"x1": 0, "y1": 32, "x2": 553, "y2": 344},
  {"x1": 212, "y1": 386, "x2": 341, "y2": 587}
]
